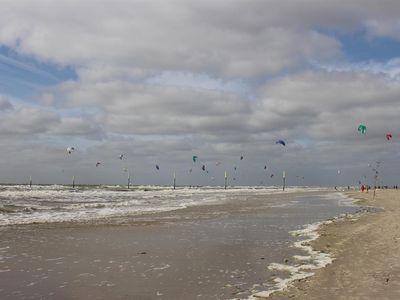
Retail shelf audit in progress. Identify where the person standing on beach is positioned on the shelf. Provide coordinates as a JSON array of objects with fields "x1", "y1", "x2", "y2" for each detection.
[{"x1": 361, "y1": 185, "x2": 365, "y2": 192}]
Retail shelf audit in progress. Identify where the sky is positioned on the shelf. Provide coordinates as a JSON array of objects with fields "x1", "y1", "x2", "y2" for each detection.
[{"x1": 1, "y1": 0, "x2": 400, "y2": 186}]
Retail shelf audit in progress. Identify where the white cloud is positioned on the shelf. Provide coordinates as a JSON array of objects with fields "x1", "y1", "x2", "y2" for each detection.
[
  {"x1": 1, "y1": 0, "x2": 400, "y2": 80},
  {"x1": 255, "y1": 70, "x2": 400, "y2": 141},
  {"x1": 48, "y1": 69, "x2": 400, "y2": 147},
  {"x1": 0, "y1": 95, "x2": 13, "y2": 110},
  {"x1": 365, "y1": 19, "x2": 400, "y2": 40},
  {"x1": 146, "y1": 72, "x2": 250, "y2": 96},
  {"x1": 0, "y1": 0, "x2": 343, "y2": 77},
  {"x1": 56, "y1": 81, "x2": 252, "y2": 135},
  {"x1": 48, "y1": 116, "x2": 104, "y2": 139},
  {"x1": 0, "y1": 107, "x2": 59, "y2": 135}
]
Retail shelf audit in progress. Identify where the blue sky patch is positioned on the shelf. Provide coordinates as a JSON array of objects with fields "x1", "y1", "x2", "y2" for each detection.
[
  {"x1": 0, "y1": 46, "x2": 76, "y2": 99},
  {"x1": 335, "y1": 30, "x2": 400, "y2": 62}
]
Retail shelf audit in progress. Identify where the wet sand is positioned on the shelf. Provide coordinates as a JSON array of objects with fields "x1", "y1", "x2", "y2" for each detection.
[
  {"x1": 270, "y1": 189, "x2": 400, "y2": 299},
  {"x1": 0, "y1": 191, "x2": 356, "y2": 300}
]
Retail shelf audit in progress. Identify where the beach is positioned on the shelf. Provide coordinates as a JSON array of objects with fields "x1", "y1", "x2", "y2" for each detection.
[
  {"x1": 2, "y1": 1, "x2": 400, "y2": 299},
  {"x1": 270, "y1": 189, "x2": 400, "y2": 299},
  {"x1": 0, "y1": 187, "x2": 359, "y2": 299}
]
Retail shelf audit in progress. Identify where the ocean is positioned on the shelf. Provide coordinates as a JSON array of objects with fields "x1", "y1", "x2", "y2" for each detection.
[{"x1": 0, "y1": 186, "x2": 360, "y2": 299}]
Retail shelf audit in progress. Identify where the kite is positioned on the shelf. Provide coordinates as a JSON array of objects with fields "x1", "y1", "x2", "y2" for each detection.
[
  {"x1": 276, "y1": 140, "x2": 286, "y2": 146},
  {"x1": 270, "y1": 174, "x2": 274, "y2": 178},
  {"x1": 156, "y1": 164, "x2": 160, "y2": 170},
  {"x1": 216, "y1": 161, "x2": 221, "y2": 166},
  {"x1": 240, "y1": 155, "x2": 244, "y2": 160},
  {"x1": 386, "y1": 133, "x2": 393, "y2": 140},
  {"x1": 189, "y1": 168, "x2": 193, "y2": 173},
  {"x1": 264, "y1": 165, "x2": 267, "y2": 170},
  {"x1": 202, "y1": 165, "x2": 206, "y2": 171},
  {"x1": 119, "y1": 154, "x2": 125, "y2": 160},
  {"x1": 66, "y1": 147, "x2": 75, "y2": 154},
  {"x1": 192, "y1": 156, "x2": 198, "y2": 163},
  {"x1": 357, "y1": 124, "x2": 367, "y2": 134},
  {"x1": 337, "y1": 170, "x2": 341, "y2": 174},
  {"x1": 96, "y1": 162, "x2": 101, "y2": 167}
]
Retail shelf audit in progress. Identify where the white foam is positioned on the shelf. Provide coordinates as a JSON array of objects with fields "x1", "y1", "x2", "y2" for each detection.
[
  {"x1": 0, "y1": 185, "x2": 331, "y2": 226},
  {"x1": 149, "y1": 264, "x2": 171, "y2": 271},
  {"x1": 247, "y1": 221, "x2": 334, "y2": 299},
  {"x1": 293, "y1": 255, "x2": 311, "y2": 261}
]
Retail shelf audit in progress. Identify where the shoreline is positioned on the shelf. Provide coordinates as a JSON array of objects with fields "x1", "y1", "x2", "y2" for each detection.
[
  {"x1": 250, "y1": 192, "x2": 359, "y2": 299},
  {"x1": 269, "y1": 189, "x2": 400, "y2": 299}
]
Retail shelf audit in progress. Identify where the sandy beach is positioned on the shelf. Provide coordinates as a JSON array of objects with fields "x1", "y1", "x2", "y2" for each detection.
[{"x1": 270, "y1": 189, "x2": 400, "y2": 299}]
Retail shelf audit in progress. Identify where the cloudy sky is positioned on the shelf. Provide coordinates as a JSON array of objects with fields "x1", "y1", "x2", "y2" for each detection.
[{"x1": 1, "y1": 0, "x2": 400, "y2": 186}]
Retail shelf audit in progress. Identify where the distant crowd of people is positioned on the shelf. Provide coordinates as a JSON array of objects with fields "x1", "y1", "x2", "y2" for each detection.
[{"x1": 360, "y1": 185, "x2": 399, "y2": 192}]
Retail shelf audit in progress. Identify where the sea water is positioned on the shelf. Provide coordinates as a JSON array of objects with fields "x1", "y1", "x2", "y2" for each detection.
[
  {"x1": 0, "y1": 186, "x2": 360, "y2": 299},
  {"x1": 0, "y1": 185, "x2": 329, "y2": 226}
]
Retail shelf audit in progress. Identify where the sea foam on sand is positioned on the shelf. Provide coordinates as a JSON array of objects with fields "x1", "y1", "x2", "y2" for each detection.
[{"x1": 247, "y1": 220, "x2": 334, "y2": 299}]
